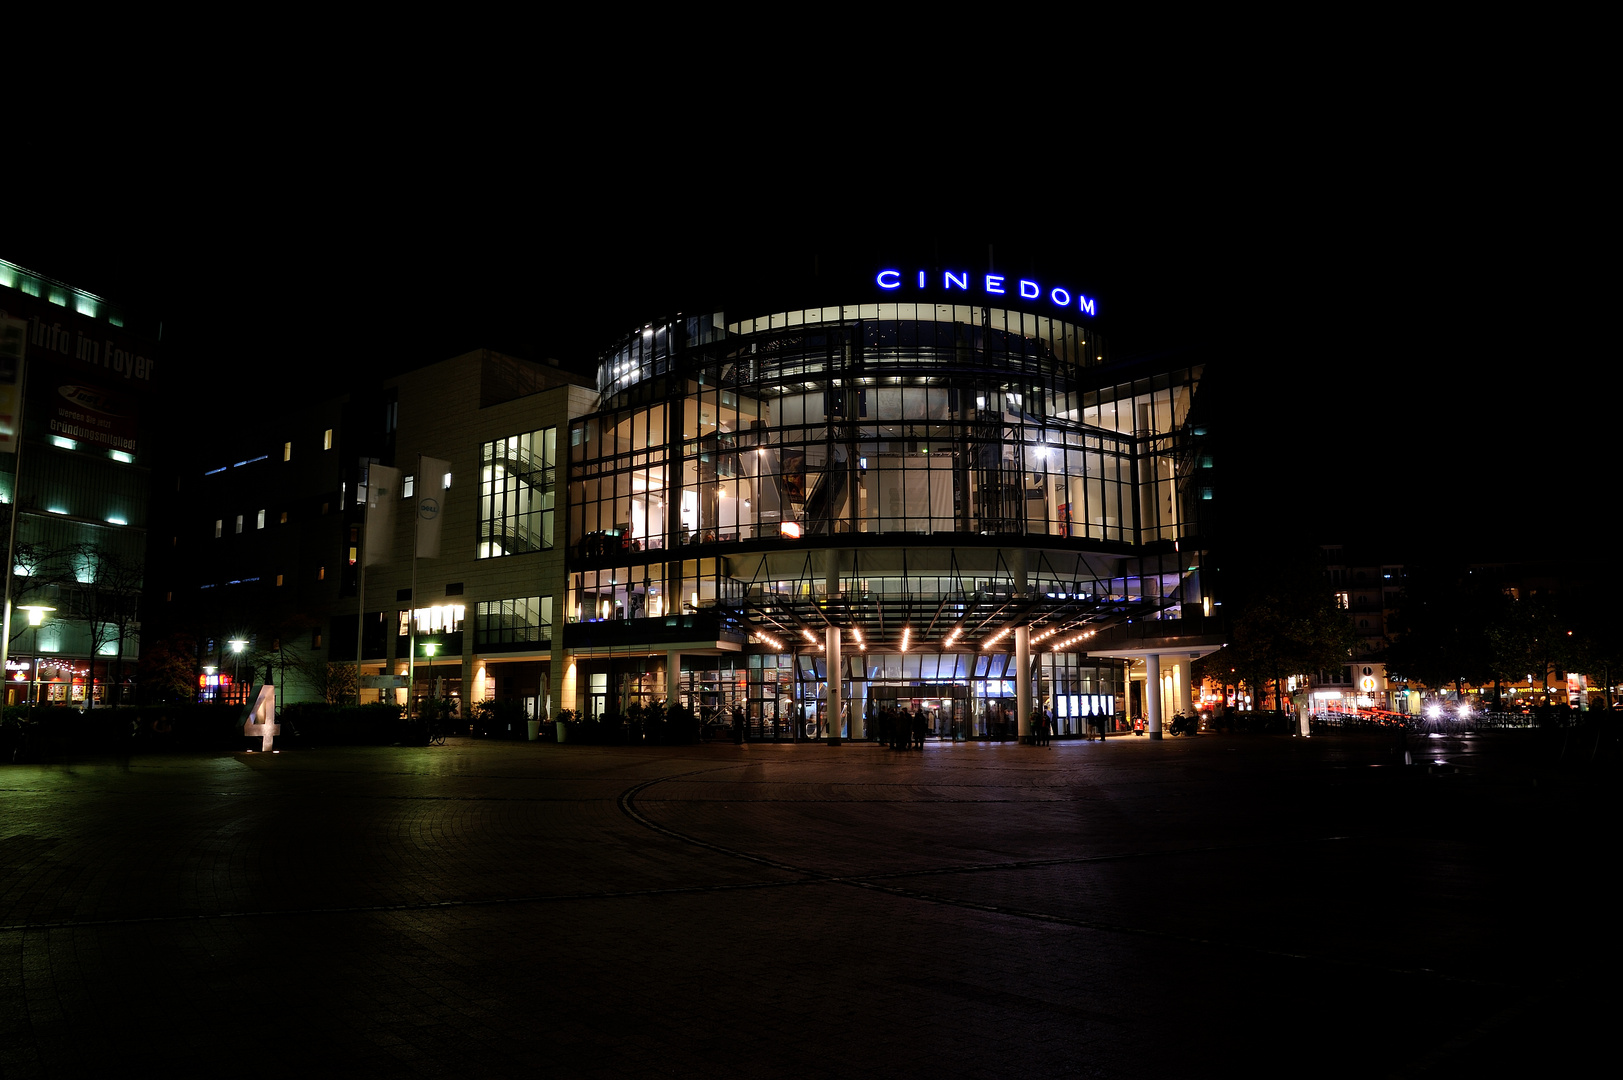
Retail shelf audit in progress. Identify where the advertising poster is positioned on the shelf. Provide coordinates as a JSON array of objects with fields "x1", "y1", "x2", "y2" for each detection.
[
  {"x1": 50, "y1": 382, "x2": 138, "y2": 454},
  {"x1": 0, "y1": 316, "x2": 24, "y2": 452}
]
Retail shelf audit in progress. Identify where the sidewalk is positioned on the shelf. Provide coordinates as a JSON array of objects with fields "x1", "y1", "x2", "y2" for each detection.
[{"x1": 1, "y1": 735, "x2": 1612, "y2": 1078}]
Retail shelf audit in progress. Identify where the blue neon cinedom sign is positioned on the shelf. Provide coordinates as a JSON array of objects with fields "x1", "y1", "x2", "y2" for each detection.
[{"x1": 876, "y1": 268, "x2": 1097, "y2": 317}]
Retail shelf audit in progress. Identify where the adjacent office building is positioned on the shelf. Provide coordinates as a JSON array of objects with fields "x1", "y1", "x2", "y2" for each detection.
[{"x1": 0, "y1": 260, "x2": 155, "y2": 706}]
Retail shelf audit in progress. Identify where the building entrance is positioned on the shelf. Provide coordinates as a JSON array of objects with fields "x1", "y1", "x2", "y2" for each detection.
[{"x1": 867, "y1": 683, "x2": 968, "y2": 741}]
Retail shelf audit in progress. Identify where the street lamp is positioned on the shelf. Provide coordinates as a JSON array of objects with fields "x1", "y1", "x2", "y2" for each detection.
[
  {"x1": 18, "y1": 605, "x2": 54, "y2": 710},
  {"x1": 422, "y1": 641, "x2": 437, "y2": 710},
  {"x1": 228, "y1": 639, "x2": 248, "y2": 704}
]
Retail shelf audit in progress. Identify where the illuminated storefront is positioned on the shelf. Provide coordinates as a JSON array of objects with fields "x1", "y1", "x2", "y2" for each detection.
[{"x1": 564, "y1": 283, "x2": 1222, "y2": 738}]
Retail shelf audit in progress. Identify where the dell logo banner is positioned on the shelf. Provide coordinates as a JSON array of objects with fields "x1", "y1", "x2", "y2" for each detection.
[{"x1": 876, "y1": 269, "x2": 1097, "y2": 317}]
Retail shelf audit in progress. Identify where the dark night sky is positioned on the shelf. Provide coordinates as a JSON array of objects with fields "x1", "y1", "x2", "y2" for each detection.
[{"x1": 8, "y1": 123, "x2": 1605, "y2": 565}]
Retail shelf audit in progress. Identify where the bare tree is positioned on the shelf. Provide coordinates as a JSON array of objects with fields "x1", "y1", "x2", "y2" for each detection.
[
  {"x1": 7, "y1": 540, "x2": 61, "y2": 649},
  {"x1": 63, "y1": 544, "x2": 144, "y2": 709}
]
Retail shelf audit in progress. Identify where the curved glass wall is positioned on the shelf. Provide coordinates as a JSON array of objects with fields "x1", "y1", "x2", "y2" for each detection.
[
  {"x1": 575, "y1": 306, "x2": 1201, "y2": 549},
  {"x1": 566, "y1": 303, "x2": 1209, "y2": 735}
]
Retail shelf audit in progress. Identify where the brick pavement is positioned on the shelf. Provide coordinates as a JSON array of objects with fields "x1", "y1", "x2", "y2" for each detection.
[{"x1": 0, "y1": 734, "x2": 1614, "y2": 1078}]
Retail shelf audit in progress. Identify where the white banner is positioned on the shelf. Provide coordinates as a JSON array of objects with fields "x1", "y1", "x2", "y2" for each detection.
[
  {"x1": 416, "y1": 456, "x2": 451, "y2": 559},
  {"x1": 364, "y1": 464, "x2": 400, "y2": 566}
]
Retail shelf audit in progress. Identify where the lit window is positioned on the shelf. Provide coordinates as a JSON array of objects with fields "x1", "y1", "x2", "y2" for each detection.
[
  {"x1": 276, "y1": 574, "x2": 284, "y2": 587},
  {"x1": 283, "y1": 442, "x2": 292, "y2": 462},
  {"x1": 403, "y1": 475, "x2": 415, "y2": 498},
  {"x1": 215, "y1": 520, "x2": 223, "y2": 539},
  {"x1": 318, "y1": 566, "x2": 325, "y2": 581},
  {"x1": 477, "y1": 427, "x2": 557, "y2": 559},
  {"x1": 323, "y1": 429, "x2": 333, "y2": 450},
  {"x1": 256, "y1": 509, "x2": 265, "y2": 529},
  {"x1": 235, "y1": 515, "x2": 243, "y2": 534},
  {"x1": 280, "y1": 511, "x2": 288, "y2": 524}
]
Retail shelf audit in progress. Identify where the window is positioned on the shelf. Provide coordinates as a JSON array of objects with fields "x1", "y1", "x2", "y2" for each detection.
[
  {"x1": 399, "y1": 605, "x2": 466, "y2": 636},
  {"x1": 475, "y1": 596, "x2": 552, "y2": 648},
  {"x1": 235, "y1": 515, "x2": 243, "y2": 534},
  {"x1": 403, "y1": 475, "x2": 415, "y2": 498},
  {"x1": 318, "y1": 566, "x2": 325, "y2": 581},
  {"x1": 280, "y1": 511, "x2": 288, "y2": 524},
  {"x1": 256, "y1": 510, "x2": 266, "y2": 530},
  {"x1": 312, "y1": 630, "x2": 323, "y2": 649},
  {"x1": 214, "y1": 519, "x2": 223, "y2": 539},
  {"x1": 276, "y1": 574, "x2": 284, "y2": 587},
  {"x1": 479, "y1": 427, "x2": 557, "y2": 558},
  {"x1": 283, "y1": 442, "x2": 292, "y2": 461},
  {"x1": 323, "y1": 428, "x2": 333, "y2": 450}
]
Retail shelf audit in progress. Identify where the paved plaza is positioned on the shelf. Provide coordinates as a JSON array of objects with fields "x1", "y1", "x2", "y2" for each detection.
[{"x1": 0, "y1": 732, "x2": 1613, "y2": 1078}]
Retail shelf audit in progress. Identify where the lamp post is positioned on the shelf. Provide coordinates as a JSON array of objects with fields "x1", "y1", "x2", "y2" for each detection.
[
  {"x1": 228, "y1": 639, "x2": 248, "y2": 704},
  {"x1": 18, "y1": 606, "x2": 53, "y2": 712},
  {"x1": 422, "y1": 641, "x2": 437, "y2": 712}
]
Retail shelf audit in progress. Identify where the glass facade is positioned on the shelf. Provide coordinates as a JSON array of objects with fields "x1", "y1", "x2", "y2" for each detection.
[
  {"x1": 565, "y1": 301, "x2": 1209, "y2": 736},
  {"x1": 479, "y1": 428, "x2": 557, "y2": 559}
]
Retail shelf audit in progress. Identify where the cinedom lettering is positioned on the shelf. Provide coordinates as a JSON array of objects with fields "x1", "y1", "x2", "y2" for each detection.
[{"x1": 876, "y1": 269, "x2": 1096, "y2": 317}]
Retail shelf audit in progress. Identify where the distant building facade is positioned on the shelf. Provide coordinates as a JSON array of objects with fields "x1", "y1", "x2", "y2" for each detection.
[
  {"x1": 0, "y1": 259, "x2": 156, "y2": 706},
  {"x1": 1304, "y1": 545, "x2": 1404, "y2": 712}
]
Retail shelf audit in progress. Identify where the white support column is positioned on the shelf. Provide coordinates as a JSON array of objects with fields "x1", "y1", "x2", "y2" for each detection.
[
  {"x1": 561, "y1": 655, "x2": 578, "y2": 715},
  {"x1": 666, "y1": 650, "x2": 681, "y2": 708},
  {"x1": 851, "y1": 678, "x2": 868, "y2": 741},
  {"x1": 1166, "y1": 655, "x2": 1190, "y2": 722},
  {"x1": 1146, "y1": 653, "x2": 1163, "y2": 740},
  {"x1": 825, "y1": 626, "x2": 842, "y2": 746},
  {"x1": 1016, "y1": 626, "x2": 1031, "y2": 741}
]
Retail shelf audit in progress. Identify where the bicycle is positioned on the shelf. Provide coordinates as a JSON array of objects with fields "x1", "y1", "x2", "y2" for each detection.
[{"x1": 425, "y1": 719, "x2": 447, "y2": 746}]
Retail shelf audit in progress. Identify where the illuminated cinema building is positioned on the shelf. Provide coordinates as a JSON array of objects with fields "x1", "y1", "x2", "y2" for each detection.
[
  {"x1": 562, "y1": 266, "x2": 1224, "y2": 740},
  {"x1": 172, "y1": 262, "x2": 1223, "y2": 740}
]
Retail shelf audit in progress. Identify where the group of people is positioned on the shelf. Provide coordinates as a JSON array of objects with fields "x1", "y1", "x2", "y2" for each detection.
[{"x1": 874, "y1": 705, "x2": 930, "y2": 750}]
